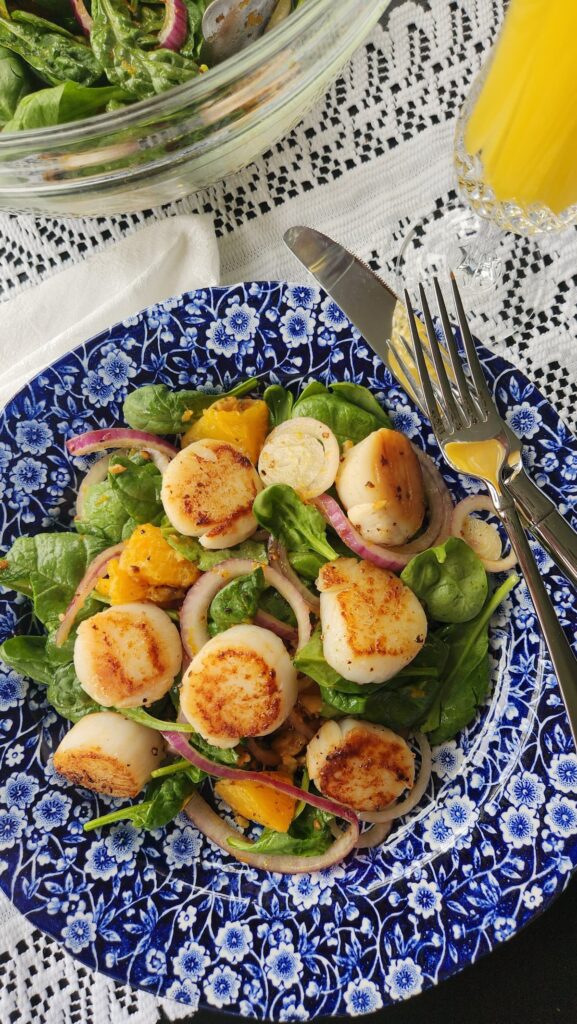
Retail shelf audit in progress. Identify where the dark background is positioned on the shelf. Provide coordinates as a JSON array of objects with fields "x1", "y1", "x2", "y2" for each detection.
[
  {"x1": 165, "y1": 1, "x2": 577, "y2": 1021},
  {"x1": 159, "y1": 874, "x2": 577, "y2": 1024}
]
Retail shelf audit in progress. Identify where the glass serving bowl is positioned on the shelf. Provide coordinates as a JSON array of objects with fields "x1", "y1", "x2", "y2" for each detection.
[{"x1": 0, "y1": 0, "x2": 390, "y2": 217}]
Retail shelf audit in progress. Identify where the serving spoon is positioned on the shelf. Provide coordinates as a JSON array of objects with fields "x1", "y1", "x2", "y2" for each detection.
[{"x1": 201, "y1": 0, "x2": 287, "y2": 65}]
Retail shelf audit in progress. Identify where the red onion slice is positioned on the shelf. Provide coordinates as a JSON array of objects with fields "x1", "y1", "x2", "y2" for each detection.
[
  {"x1": 451, "y1": 496, "x2": 518, "y2": 572},
  {"x1": 70, "y1": 0, "x2": 92, "y2": 35},
  {"x1": 165, "y1": 731, "x2": 357, "y2": 820},
  {"x1": 66, "y1": 429, "x2": 178, "y2": 462},
  {"x1": 184, "y1": 790, "x2": 359, "y2": 874},
  {"x1": 158, "y1": 0, "x2": 188, "y2": 51},
  {"x1": 180, "y1": 559, "x2": 312, "y2": 658},
  {"x1": 76, "y1": 455, "x2": 110, "y2": 519},
  {"x1": 359, "y1": 733, "x2": 432, "y2": 824},
  {"x1": 268, "y1": 538, "x2": 320, "y2": 615},
  {"x1": 54, "y1": 542, "x2": 126, "y2": 648},
  {"x1": 314, "y1": 449, "x2": 454, "y2": 571},
  {"x1": 253, "y1": 609, "x2": 298, "y2": 645}
]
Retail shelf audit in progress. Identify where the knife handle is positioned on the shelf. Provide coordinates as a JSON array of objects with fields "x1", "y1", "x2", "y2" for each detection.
[{"x1": 504, "y1": 470, "x2": 577, "y2": 590}]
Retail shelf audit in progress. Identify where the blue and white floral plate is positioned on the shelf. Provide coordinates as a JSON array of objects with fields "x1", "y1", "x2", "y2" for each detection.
[{"x1": 1, "y1": 282, "x2": 576, "y2": 1020}]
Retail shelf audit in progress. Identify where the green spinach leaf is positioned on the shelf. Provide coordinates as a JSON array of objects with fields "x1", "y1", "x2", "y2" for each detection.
[
  {"x1": 329, "y1": 382, "x2": 392, "y2": 426},
  {"x1": 401, "y1": 536, "x2": 488, "y2": 623},
  {"x1": 0, "y1": 532, "x2": 107, "y2": 628},
  {"x1": 253, "y1": 484, "x2": 338, "y2": 563},
  {"x1": 0, "y1": 45, "x2": 32, "y2": 125},
  {"x1": 423, "y1": 573, "x2": 519, "y2": 744},
  {"x1": 258, "y1": 587, "x2": 296, "y2": 627},
  {"x1": 47, "y1": 663, "x2": 101, "y2": 722},
  {"x1": 3, "y1": 82, "x2": 129, "y2": 132},
  {"x1": 0, "y1": 10, "x2": 102, "y2": 86},
  {"x1": 108, "y1": 454, "x2": 164, "y2": 524},
  {"x1": 229, "y1": 804, "x2": 333, "y2": 857},
  {"x1": 208, "y1": 568, "x2": 266, "y2": 636},
  {"x1": 263, "y1": 384, "x2": 294, "y2": 428},
  {"x1": 123, "y1": 380, "x2": 255, "y2": 434},
  {"x1": 84, "y1": 765, "x2": 204, "y2": 832},
  {"x1": 292, "y1": 381, "x2": 391, "y2": 446},
  {"x1": 0, "y1": 635, "x2": 52, "y2": 685}
]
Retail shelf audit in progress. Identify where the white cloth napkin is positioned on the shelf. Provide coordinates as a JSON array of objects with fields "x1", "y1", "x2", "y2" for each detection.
[{"x1": 0, "y1": 214, "x2": 220, "y2": 407}]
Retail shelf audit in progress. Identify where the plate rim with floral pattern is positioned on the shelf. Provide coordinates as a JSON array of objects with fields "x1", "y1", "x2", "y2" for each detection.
[{"x1": 0, "y1": 281, "x2": 576, "y2": 1022}]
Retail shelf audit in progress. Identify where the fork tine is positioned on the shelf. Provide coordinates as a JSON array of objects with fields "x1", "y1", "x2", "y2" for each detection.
[
  {"x1": 450, "y1": 273, "x2": 494, "y2": 414},
  {"x1": 418, "y1": 283, "x2": 463, "y2": 430},
  {"x1": 403, "y1": 289, "x2": 446, "y2": 438},
  {"x1": 433, "y1": 278, "x2": 479, "y2": 424}
]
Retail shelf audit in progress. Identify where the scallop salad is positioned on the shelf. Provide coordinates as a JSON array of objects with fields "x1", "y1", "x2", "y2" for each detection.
[{"x1": 0, "y1": 378, "x2": 518, "y2": 872}]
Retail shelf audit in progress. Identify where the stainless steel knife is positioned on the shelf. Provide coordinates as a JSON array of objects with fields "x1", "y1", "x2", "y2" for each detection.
[{"x1": 284, "y1": 225, "x2": 577, "y2": 590}]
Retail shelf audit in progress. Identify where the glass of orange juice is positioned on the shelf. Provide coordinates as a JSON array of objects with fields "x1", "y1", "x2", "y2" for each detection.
[{"x1": 396, "y1": 0, "x2": 577, "y2": 324}]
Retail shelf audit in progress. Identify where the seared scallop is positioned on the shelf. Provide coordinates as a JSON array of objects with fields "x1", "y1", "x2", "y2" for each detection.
[
  {"x1": 74, "y1": 602, "x2": 182, "y2": 708},
  {"x1": 335, "y1": 428, "x2": 425, "y2": 545},
  {"x1": 161, "y1": 438, "x2": 262, "y2": 549},
  {"x1": 53, "y1": 712, "x2": 166, "y2": 798},
  {"x1": 306, "y1": 718, "x2": 415, "y2": 812},
  {"x1": 180, "y1": 623, "x2": 297, "y2": 748},
  {"x1": 318, "y1": 557, "x2": 427, "y2": 684}
]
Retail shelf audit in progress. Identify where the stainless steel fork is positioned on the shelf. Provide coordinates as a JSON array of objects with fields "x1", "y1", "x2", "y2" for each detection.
[{"x1": 404, "y1": 276, "x2": 577, "y2": 748}]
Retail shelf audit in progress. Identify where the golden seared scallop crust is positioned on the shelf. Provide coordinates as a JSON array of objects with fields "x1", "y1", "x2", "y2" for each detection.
[
  {"x1": 180, "y1": 624, "x2": 298, "y2": 749},
  {"x1": 307, "y1": 719, "x2": 415, "y2": 812},
  {"x1": 160, "y1": 438, "x2": 262, "y2": 544},
  {"x1": 53, "y1": 711, "x2": 166, "y2": 798},
  {"x1": 53, "y1": 748, "x2": 142, "y2": 798},
  {"x1": 317, "y1": 558, "x2": 427, "y2": 684},
  {"x1": 74, "y1": 603, "x2": 182, "y2": 708},
  {"x1": 335, "y1": 428, "x2": 425, "y2": 545}
]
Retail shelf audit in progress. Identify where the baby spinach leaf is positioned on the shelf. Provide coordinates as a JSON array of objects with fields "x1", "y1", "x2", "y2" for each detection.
[
  {"x1": 0, "y1": 10, "x2": 102, "y2": 86},
  {"x1": 162, "y1": 523, "x2": 267, "y2": 570},
  {"x1": 180, "y1": 0, "x2": 210, "y2": 60},
  {"x1": 119, "y1": 708, "x2": 194, "y2": 732},
  {"x1": 264, "y1": 384, "x2": 294, "y2": 428},
  {"x1": 189, "y1": 731, "x2": 239, "y2": 766},
  {"x1": 91, "y1": 0, "x2": 200, "y2": 99},
  {"x1": 123, "y1": 380, "x2": 255, "y2": 434},
  {"x1": 75, "y1": 480, "x2": 133, "y2": 545},
  {"x1": 0, "y1": 635, "x2": 52, "y2": 685},
  {"x1": 292, "y1": 380, "x2": 391, "y2": 445},
  {"x1": 423, "y1": 573, "x2": 519, "y2": 744},
  {"x1": 329, "y1": 382, "x2": 392, "y2": 427},
  {"x1": 294, "y1": 625, "x2": 348, "y2": 691},
  {"x1": 0, "y1": 45, "x2": 33, "y2": 125},
  {"x1": 287, "y1": 548, "x2": 325, "y2": 582},
  {"x1": 84, "y1": 766, "x2": 204, "y2": 832},
  {"x1": 253, "y1": 484, "x2": 338, "y2": 563},
  {"x1": 401, "y1": 536, "x2": 488, "y2": 623},
  {"x1": 108, "y1": 454, "x2": 163, "y2": 524},
  {"x1": 0, "y1": 532, "x2": 107, "y2": 628},
  {"x1": 47, "y1": 663, "x2": 101, "y2": 722},
  {"x1": 3, "y1": 82, "x2": 129, "y2": 132},
  {"x1": 258, "y1": 587, "x2": 297, "y2": 627},
  {"x1": 208, "y1": 568, "x2": 266, "y2": 636}
]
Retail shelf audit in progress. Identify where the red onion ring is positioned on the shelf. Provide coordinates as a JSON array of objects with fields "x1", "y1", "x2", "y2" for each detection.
[
  {"x1": 179, "y1": 559, "x2": 312, "y2": 658},
  {"x1": 184, "y1": 790, "x2": 359, "y2": 874},
  {"x1": 54, "y1": 542, "x2": 126, "y2": 648},
  {"x1": 267, "y1": 538, "x2": 320, "y2": 614},
  {"x1": 451, "y1": 496, "x2": 518, "y2": 572},
  {"x1": 165, "y1": 730, "x2": 357, "y2": 820},
  {"x1": 66, "y1": 429, "x2": 178, "y2": 462},
  {"x1": 158, "y1": 0, "x2": 188, "y2": 50},
  {"x1": 70, "y1": 0, "x2": 92, "y2": 34},
  {"x1": 314, "y1": 449, "x2": 453, "y2": 571},
  {"x1": 359, "y1": 733, "x2": 432, "y2": 823},
  {"x1": 76, "y1": 455, "x2": 110, "y2": 519},
  {"x1": 254, "y1": 609, "x2": 298, "y2": 645}
]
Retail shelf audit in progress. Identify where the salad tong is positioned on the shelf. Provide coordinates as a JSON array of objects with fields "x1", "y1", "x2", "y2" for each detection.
[
  {"x1": 284, "y1": 226, "x2": 577, "y2": 593},
  {"x1": 403, "y1": 277, "x2": 577, "y2": 746}
]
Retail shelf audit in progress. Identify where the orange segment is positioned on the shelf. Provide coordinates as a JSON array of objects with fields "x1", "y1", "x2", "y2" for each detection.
[
  {"x1": 215, "y1": 772, "x2": 296, "y2": 832},
  {"x1": 183, "y1": 398, "x2": 269, "y2": 464},
  {"x1": 119, "y1": 524, "x2": 200, "y2": 589}
]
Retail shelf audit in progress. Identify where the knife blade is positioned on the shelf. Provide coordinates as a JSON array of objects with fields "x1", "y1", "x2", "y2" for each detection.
[{"x1": 284, "y1": 225, "x2": 577, "y2": 590}]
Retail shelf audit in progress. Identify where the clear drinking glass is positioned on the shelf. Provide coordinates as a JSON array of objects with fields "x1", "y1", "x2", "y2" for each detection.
[{"x1": 397, "y1": 0, "x2": 577, "y2": 325}]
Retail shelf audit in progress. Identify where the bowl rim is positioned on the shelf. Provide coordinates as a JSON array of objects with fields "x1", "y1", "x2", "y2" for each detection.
[{"x1": 0, "y1": 0, "x2": 342, "y2": 148}]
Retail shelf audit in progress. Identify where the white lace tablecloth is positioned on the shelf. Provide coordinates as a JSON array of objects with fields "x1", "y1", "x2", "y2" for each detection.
[{"x1": 0, "y1": 1, "x2": 576, "y2": 1021}]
